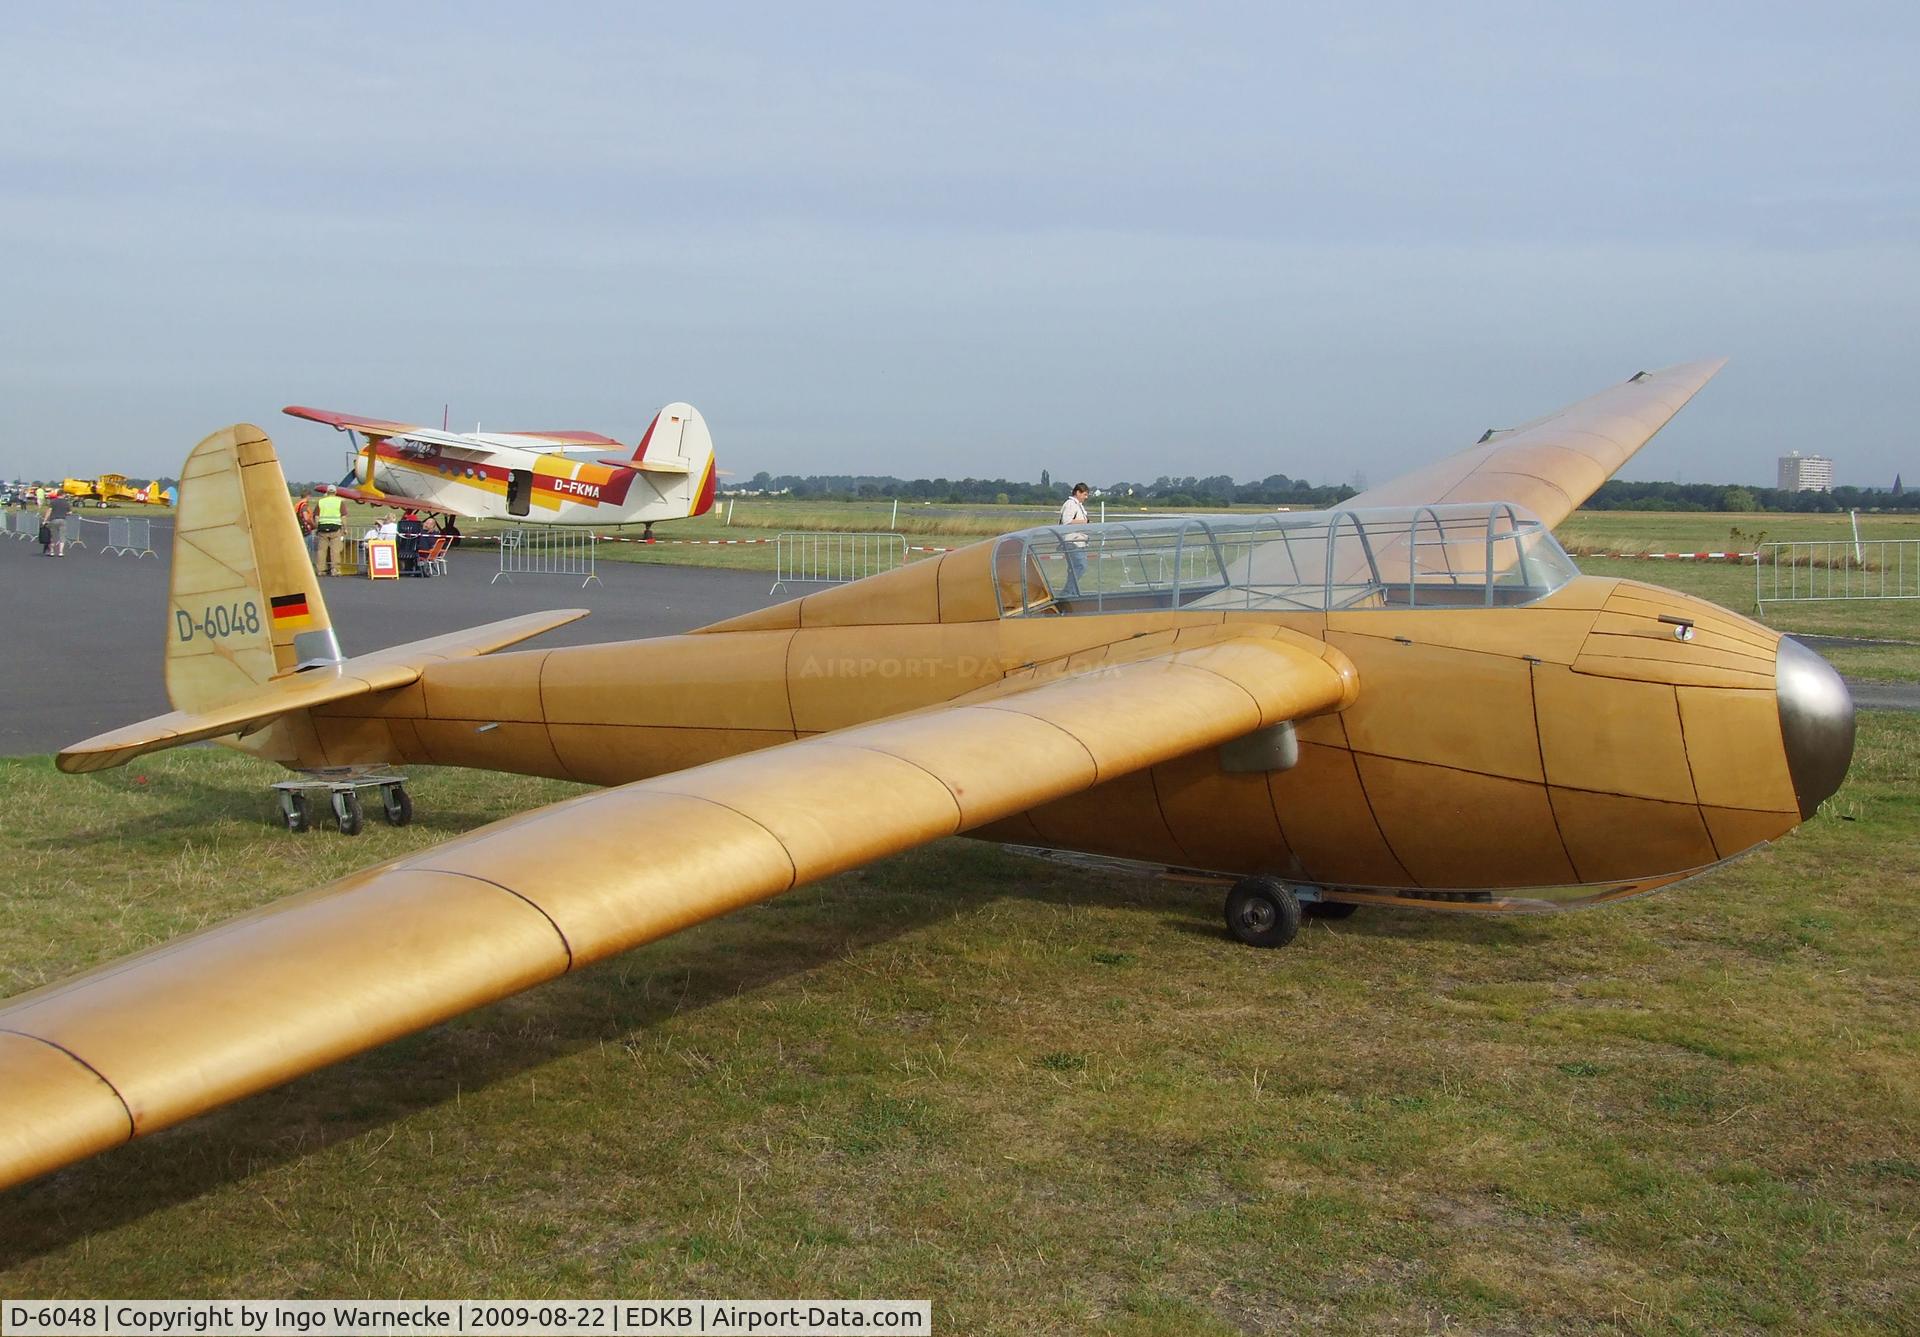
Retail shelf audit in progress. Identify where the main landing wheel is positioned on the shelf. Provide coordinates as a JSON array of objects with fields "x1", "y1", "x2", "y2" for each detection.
[
  {"x1": 1224, "y1": 876, "x2": 1301, "y2": 949},
  {"x1": 332, "y1": 789, "x2": 364, "y2": 837}
]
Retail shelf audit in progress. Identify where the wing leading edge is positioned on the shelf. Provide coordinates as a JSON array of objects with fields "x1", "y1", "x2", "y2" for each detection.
[
  {"x1": 1345, "y1": 358, "x2": 1727, "y2": 526},
  {"x1": 284, "y1": 407, "x2": 624, "y2": 453},
  {"x1": 0, "y1": 631, "x2": 1350, "y2": 1190}
]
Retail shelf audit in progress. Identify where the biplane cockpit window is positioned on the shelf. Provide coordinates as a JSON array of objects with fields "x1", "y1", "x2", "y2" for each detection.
[{"x1": 994, "y1": 503, "x2": 1578, "y2": 617}]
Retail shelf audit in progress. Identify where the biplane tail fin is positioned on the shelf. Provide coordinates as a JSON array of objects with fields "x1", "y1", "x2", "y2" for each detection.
[
  {"x1": 163, "y1": 424, "x2": 341, "y2": 716},
  {"x1": 624, "y1": 403, "x2": 719, "y2": 519}
]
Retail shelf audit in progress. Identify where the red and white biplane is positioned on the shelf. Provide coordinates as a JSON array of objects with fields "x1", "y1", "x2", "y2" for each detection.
[{"x1": 284, "y1": 402, "x2": 718, "y2": 535}]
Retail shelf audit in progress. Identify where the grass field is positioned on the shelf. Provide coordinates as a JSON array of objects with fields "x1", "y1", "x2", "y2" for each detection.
[{"x1": 1, "y1": 714, "x2": 1916, "y2": 1330}]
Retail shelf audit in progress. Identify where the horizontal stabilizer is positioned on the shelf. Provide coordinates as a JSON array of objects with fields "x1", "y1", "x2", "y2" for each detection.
[
  {"x1": 58, "y1": 610, "x2": 587, "y2": 773},
  {"x1": 599, "y1": 457, "x2": 692, "y2": 474}
]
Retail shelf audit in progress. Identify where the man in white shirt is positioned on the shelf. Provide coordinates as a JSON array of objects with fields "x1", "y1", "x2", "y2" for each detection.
[{"x1": 1059, "y1": 482, "x2": 1091, "y2": 596}]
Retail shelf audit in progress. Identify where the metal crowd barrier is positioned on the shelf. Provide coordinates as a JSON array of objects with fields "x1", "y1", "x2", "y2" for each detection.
[
  {"x1": 3, "y1": 508, "x2": 35, "y2": 540},
  {"x1": 309, "y1": 523, "x2": 370, "y2": 576},
  {"x1": 770, "y1": 531, "x2": 908, "y2": 594},
  {"x1": 102, "y1": 515, "x2": 158, "y2": 557},
  {"x1": 1756, "y1": 539, "x2": 1920, "y2": 610},
  {"x1": 493, "y1": 527, "x2": 601, "y2": 587}
]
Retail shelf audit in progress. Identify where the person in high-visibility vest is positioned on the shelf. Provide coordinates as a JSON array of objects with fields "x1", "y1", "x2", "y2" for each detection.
[
  {"x1": 293, "y1": 489, "x2": 318, "y2": 564},
  {"x1": 314, "y1": 492, "x2": 346, "y2": 575}
]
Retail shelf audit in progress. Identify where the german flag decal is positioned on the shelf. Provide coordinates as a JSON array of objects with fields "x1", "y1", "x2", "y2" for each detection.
[{"x1": 270, "y1": 593, "x2": 312, "y2": 626}]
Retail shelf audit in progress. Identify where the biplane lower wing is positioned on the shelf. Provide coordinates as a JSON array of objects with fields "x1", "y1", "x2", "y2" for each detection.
[
  {"x1": 55, "y1": 610, "x2": 587, "y2": 774},
  {"x1": 317, "y1": 483, "x2": 462, "y2": 518},
  {"x1": 0, "y1": 634, "x2": 1348, "y2": 1190}
]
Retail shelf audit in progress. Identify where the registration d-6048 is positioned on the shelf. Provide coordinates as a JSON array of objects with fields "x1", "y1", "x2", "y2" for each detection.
[
  {"x1": 174, "y1": 601, "x2": 262, "y2": 642},
  {"x1": 5, "y1": 1306, "x2": 101, "y2": 1330}
]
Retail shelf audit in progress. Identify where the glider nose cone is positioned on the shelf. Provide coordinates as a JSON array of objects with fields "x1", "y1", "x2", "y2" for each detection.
[{"x1": 1777, "y1": 637, "x2": 1855, "y2": 819}]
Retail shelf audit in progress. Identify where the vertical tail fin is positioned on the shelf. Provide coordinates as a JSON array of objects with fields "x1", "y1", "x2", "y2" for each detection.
[
  {"x1": 631, "y1": 402, "x2": 718, "y2": 518},
  {"x1": 166, "y1": 425, "x2": 340, "y2": 714}
]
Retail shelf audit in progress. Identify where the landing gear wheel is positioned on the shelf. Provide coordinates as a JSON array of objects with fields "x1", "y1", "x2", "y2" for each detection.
[
  {"x1": 278, "y1": 791, "x2": 312, "y2": 833},
  {"x1": 381, "y1": 784, "x2": 413, "y2": 827},
  {"x1": 1224, "y1": 876, "x2": 1301, "y2": 949},
  {"x1": 332, "y1": 789, "x2": 364, "y2": 836},
  {"x1": 1303, "y1": 900, "x2": 1358, "y2": 920}
]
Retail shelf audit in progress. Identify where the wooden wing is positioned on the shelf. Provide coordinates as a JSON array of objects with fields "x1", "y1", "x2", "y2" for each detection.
[
  {"x1": 1345, "y1": 358, "x2": 1727, "y2": 526},
  {"x1": 0, "y1": 635, "x2": 1349, "y2": 1190}
]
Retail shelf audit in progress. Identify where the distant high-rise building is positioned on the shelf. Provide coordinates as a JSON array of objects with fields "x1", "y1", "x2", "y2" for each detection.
[
  {"x1": 1895, "y1": 473, "x2": 1905, "y2": 497},
  {"x1": 1777, "y1": 452, "x2": 1835, "y2": 493}
]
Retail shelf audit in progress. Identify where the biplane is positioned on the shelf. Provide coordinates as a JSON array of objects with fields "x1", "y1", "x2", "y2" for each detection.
[
  {"x1": 0, "y1": 359, "x2": 1855, "y2": 1191},
  {"x1": 284, "y1": 401, "x2": 718, "y2": 536},
  {"x1": 56, "y1": 474, "x2": 168, "y2": 506}
]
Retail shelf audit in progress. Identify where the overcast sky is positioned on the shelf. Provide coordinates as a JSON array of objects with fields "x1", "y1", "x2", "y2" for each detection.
[{"x1": 2, "y1": 2, "x2": 1914, "y2": 489}]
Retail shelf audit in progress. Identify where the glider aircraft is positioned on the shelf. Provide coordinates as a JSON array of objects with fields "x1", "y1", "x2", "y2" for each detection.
[
  {"x1": 0, "y1": 359, "x2": 1856, "y2": 1192},
  {"x1": 284, "y1": 401, "x2": 718, "y2": 536}
]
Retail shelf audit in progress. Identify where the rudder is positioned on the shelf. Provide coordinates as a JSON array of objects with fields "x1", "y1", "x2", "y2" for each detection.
[
  {"x1": 166, "y1": 425, "x2": 340, "y2": 714},
  {"x1": 631, "y1": 403, "x2": 718, "y2": 519}
]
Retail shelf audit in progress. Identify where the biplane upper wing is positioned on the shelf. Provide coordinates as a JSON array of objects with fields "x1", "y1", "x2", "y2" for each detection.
[
  {"x1": 284, "y1": 407, "x2": 623, "y2": 453},
  {"x1": 1343, "y1": 358, "x2": 1727, "y2": 526},
  {"x1": 0, "y1": 632, "x2": 1349, "y2": 1189}
]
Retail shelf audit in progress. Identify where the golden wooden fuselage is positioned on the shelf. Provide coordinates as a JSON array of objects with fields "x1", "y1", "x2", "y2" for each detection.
[{"x1": 261, "y1": 541, "x2": 1802, "y2": 912}]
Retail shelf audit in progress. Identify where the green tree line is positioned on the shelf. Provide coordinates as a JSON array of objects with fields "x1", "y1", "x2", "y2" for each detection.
[{"x1": 737, "y1": 472, "x2": 1916, "y2": 512}]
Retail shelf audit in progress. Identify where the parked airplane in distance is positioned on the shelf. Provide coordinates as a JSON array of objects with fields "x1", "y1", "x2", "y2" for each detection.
[
  {"x1": 58, "y1": 474, "x2": 170, "y2": 506},
  {"x1": 284, "y1": 402, "x2": 718, "y2": 536}
]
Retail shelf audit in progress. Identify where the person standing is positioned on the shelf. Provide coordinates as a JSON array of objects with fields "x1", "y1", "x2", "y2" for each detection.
[
  {"x1": 294, "y1": 489, "x2": 318, "y2": 564},
  {"x1": 42, "y1": 492, "x2": 72, "y2": 557},
  {"x1": 314, "y1": 490, "x2": 346, "y2": 575},
  {"x1": 1059, "y1": 482, "x2": 1091, "y2": 596}
]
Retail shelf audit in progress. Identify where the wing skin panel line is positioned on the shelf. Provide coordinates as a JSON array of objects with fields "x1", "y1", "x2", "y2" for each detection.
[
  {"x1": 0, "y1": 1031, "x2": 135, "y2": 1190},
  {"x1": 0, "y1": 636, "x2": 1347, "y2": 1189}
]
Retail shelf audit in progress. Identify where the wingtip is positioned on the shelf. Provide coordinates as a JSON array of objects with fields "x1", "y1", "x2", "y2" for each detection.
[{"x1": 1637, "y1": 356, "x2": 1730, "y2": 385}]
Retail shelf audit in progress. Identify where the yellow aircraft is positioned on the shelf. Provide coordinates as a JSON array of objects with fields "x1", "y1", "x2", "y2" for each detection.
[
  {"x1": 0, "y1": 359, "x2": 1855, "y2": 1192},
  {"x1": 57, "y1": 474, "x2": 168, "y2": 505}
]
